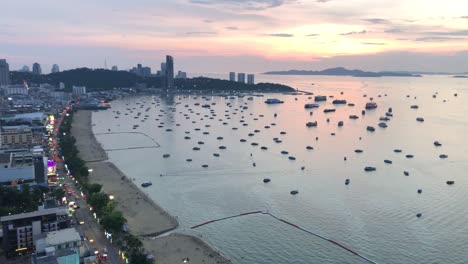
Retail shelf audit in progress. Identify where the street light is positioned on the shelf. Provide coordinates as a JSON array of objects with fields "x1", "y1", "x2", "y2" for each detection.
[{"x1": 109, "y1": 195, "x2": 115, "y2": 200}]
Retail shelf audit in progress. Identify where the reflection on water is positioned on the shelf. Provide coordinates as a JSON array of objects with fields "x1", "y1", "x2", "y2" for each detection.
[{"x1": 92, "y1": 75, "x2": 468, "y2": 264}]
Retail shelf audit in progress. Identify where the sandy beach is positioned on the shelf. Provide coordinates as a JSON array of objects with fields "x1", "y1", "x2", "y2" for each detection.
[{"x1": 71, "y1": 110, "x2": 231, "y2": 264}]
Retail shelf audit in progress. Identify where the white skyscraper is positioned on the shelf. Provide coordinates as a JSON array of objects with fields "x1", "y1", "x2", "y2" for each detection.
[
  {"x1": 0, "y1": 59, "x2": 10, "y2": 86},
  {"x1": 237, "y1": 73, "x2": 246, "y2": 83},
  {"x1": 247, "y1": 74, "x2": 255, "y2": 85},
  {"x1": 229, "y1": 72, "x2": 236, "y2": 81},
  {"x1": 51, "y1": 64, "x2": 60, "y2": 73}
]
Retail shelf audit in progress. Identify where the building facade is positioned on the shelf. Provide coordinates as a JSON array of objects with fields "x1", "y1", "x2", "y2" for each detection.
[
  {"x1": 72, "y1": 86, "x2": 86, "y2": 96},
  {"x1": 176, "y1": 71, "x2": 187, "y2": 79},
  {"x1": 165, "y1": 55, "x2": 174, "y2": 89},
  {"x1": 0, "y1": 59, "x2": 10, "y2": 86},
  {"x1": 0, "y1": 206, "x2": 71, "y2": 257},
  {"x1": 2, "y1": 85, "x2": 28, "y2": 95},
  {"x1": 0, "y1": 125, "x2": 33, "y2": 147},
  {"x1": 111, "y1": 65, "x2": 118, "y2": 71},
  {"x1": 247, "y1": 74, "x2": 255, "y2": 85},
  {"x1": 229, "y1": 72, "x2": 236, "y2": 81},
  {"x1": 237, "y1": 73, "x2": 246, "y2": 83},
  {"x1": 32, "y1": 63, "x2": 42, "y2": 75},
  {"x1": 51, "y1": 64, "x2": 60, "y2": 73},
  {"x1": 33, "y1": 228, "x2": 81, "y2": 264}
]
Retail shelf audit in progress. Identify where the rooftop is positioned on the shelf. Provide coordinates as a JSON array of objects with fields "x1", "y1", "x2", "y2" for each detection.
[
  {"x1": 0, "y1": 165, "x2": 35, "y2": 183},
  {"x1": 0, "y1": 206, "x2": 69, "y2": 222}
]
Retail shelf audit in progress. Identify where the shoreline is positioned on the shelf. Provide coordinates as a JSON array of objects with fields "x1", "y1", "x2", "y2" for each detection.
[{"x1": 71, "y1": 110, "x2": 231, "y2": 264}]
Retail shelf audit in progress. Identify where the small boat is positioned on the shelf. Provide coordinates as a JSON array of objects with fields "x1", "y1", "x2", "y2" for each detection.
[
  {"x1": 304, "y1": 103, "x2": 319, "y2": 109},
  {"x1": 186, "y1": 159, "x2": 192, "y2": 162},
  {"x1": 367, "y1": 126, "x2": 375, "y2": 132},
  {"x1": 219, "y1": 146, "x2": 227, "y2": 149},
  {"x1": 290, "y1": 190, "x2": 299, "y2": 195},
  {"x1": 378, "y1": 122, "x2": 388, "y2": 128},
  {"x1": 314, "y1": 95, "x2": 327, "y2": 102},
  {"x1": 338, "y1": 121, "x2": 344, "y2": 127},
  {"x1": 306, "y1": 146, "x2": 314, "y2": 150},
  {"x1": 240, "y1": 139, "x2": 247, "y2": 142},
  {"x1": 332, "y1": 99, "x2": 347, "y2": 104},
  {"x1": 324, "y1": 109, "x2": 336, "y2": 113},
  {"x1": 385, "y1": 112, "x2": 393, "y2": 117},
  {"x1": 288, "y1": 156, "x2": 296, "y2": 160},
  {"x1": 306, "y1": 121, "x2": 318, "y2": 127},
  {"x1": 394, "y1": 149, "x2": 402, "y2": 153},
  {"x1": 193, "y1": 147, "x2": 200, "y2": 151},
  {"x1": 446, "y1": 181, "x2": 455, "y2": 185},
  {"x1": 404, "y1": 171, "x2": 409, "y2": 176},
  {"x1": 281, "y1": 151, "x2": 289, "y2": 155},
  {"x1": 406, "y1": 154, "x2": 414, "y2": 158},
  {"x1": 349, "y1": 115, "x2": 359, "y2": 119},
  {"x1": 265, "y1": 98, "x2": 284, "y2": 104},
  {"x1": 439, "y1": 154, "x2": 448, "y2": 159},
  {"x1": 261, "y1": 146, "x2": 268, "y2": 150},
  {"x1": 355, "y1": 149, "x2": 363, "y2": 153},
  {"x1": 364, "y1": 166, "x2": 376, "y2": 172},
  {"x1": 365, "y1": 102, "x2": 377, "y2": 109},
  {"x1": 141, "y1": 182, "x2": 152, "y2": 187},
  {"x1": 163, "y1": 154, "x2": 170, "y2": 158},
  {"x1": 416, "y1": 213, "x2": 422, "y2": 218},
  {"x1": 202, "y1": 164, "x2": 209, "y2": 168},
  {"x1": 213, "y1": 153, "x2": 220, "y2": 157},
  {"x1": 263, "y1": 178, "x2": 271, "y2": 183},
  {"x1": 345, "y1": 179, "x2": 350, "y2": 185},
  {"x1": 416, "y1": 117, "x2": 425, "y2": 122},
  {"x1": 434, "y1": 141, "x2": 442, "y2": 147},
  {"x1": 379, "y1": 117, "x2": 390, "y2": 121},
  {"x1": 280, "y1": 131, "x2": 287, "y2": 135},
  {"x1": 410, "y1": 105, "x2": 419, "y2": 109},
  {"x1": 348, "y1": 103, "x2": 355, "y2": 107},
  {"x1": 384, "y1": 159, "x2": 392, "y2": 164},
  {"x1": 417, "y1": 189, "x2": 422, "y2": 194},
  {"x1": 217, "y1": 137, "x2": 223, "y2": 140}
]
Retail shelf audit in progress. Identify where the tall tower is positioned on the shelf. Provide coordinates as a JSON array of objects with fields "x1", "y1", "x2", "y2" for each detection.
[
  {"x1": 0, "y1": 59, "x2": 10, "y2": 86},
  {"x1": 165, "y1": 55, "x2": 174, "y2": 89},
  {"x1": 32, "y1": 63, "x2": 42, "y2": 75},
  {"x1": 51, "y1": 64, "x2": 60, "y2": 73}
]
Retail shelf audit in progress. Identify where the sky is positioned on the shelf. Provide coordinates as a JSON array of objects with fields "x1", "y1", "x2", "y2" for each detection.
[{"x1": 1, "y1": 0, "x2": 468, "y2": 73}]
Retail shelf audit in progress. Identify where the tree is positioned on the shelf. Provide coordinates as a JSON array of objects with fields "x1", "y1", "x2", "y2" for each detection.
[
  {"x1": 86, "y1": 183, "x2": 102, "y2": 194},
  {"x1": 101, "y1": 210, "x2": 127, "y2": 233},
  {"x1": 53, "y1": 188, "x2": 66, "y2": 200},
  {"x1": 88, "y1": 192, "x2": 110, "y2": 214}
]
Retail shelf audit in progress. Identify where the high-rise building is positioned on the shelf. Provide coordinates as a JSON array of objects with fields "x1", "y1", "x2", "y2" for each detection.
[
  {"x1": 0, "y1": 59, "x2": 10, "y2": 86},
  {"x1": 72, "y1": 86, "x2": 86, "y2": 96},
  {"x1": 32, "y1": 63, "x2": 42, "y2": 75},
  {"x1": 237, "y1": 73, "x2": 246, "y2": 83},
  {"x1": 51, "y1": 64, "x2": 60, "y2": 73},
  {"x1": 111, "y1": 65, "x2": 118, "y2": 71},
  {"x1": 141, "y1": 67, "x2": 151, "y2": 77},
  {"x1": 165, "y1": 55, "x2": 174, "y2": 89},
  {"x1": 247, "y1": 74, "x2": 255, "y2": 85},
  {"x1": 229, "y1": 72, "x2": 236, "y2": 81},
  {"x1": 176, "y1": 71, "x2": 187, "y2": 79},
  {"x1": 20, "y1": 65, "x2": 30, "y2": 72},
  {"x1": 160, "y1": 62, "x2": 167, "y2": 76}
]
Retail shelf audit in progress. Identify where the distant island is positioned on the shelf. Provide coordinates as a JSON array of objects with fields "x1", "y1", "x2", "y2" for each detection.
[
  {"x1": 263, "y1": 67, "x2": 422, "y2": 77},
  {"x1": 453, "y1": 75, "x2": 468, "y2": 78},
  {"x1": 11, "y1": 68, "x2": 294, "y2": 92}
]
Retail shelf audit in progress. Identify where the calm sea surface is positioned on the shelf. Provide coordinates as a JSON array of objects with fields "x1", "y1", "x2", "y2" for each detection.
[{"x1": 92, "y1": 75, "x2": 468, "y2": 264}]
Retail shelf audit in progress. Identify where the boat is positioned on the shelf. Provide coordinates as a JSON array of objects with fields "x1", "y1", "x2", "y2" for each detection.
[
  {"x1": 355, "y1": 149, "x2": 363, "y2": 153},
  {"x1": 306, "y1": 121, "x2": 318, "y2": 127},
  {"x1": 434, "y1": 141, "x2": 442, "y2": 146},
  {"x1": 338, "y1": 121, "x2": 344, "y2": 127},
  {"x1": 324, "y1": 109, "x2": 336, "y2": 113},
  {"x1": 349, "y1": 115, "x2": 359, "y2": 119},
  {"x1": 406, "y1": 154, "x2": 414, "y2": 158},
  {"x1": 379, "y1": 117, "x2": 390, "y2": 121},
  {"x1": 439, "y1": 154, "x2": 448, "y2": 159},
  {"x1": 384, "y1": 159, "x2": 392, "y2": 164},
  {"x1": 394, "y1": 149, "x2": 402, "y2": 153},
  {"x1": 345, "y1": 179, "x2": 350, "y2": 185},
  {"x1": 290, "y1": 190, "x2": 299, "y2": 195},
  {"x1": 332, "y1": 99, "x2": 347, "y2": 104},
  {"x1": 410, "y1": 105, "x2": 419, "y2": 109},
  {"x1": 314, "y1": 95, "x2": 327, "y2": 102},
  {"x1": 417, "y1": 189, "x2": 422, "y2": 194},
  {"x1": 306, "y1": 146, "x2": 314, "y2": 150},
  {"x1": 265, "y1": 98, "x2": 284, "y2": 104},
  {"x1": 365, "y1": 102, "x2": 378, "y2": 109},
  {"x1": 281, "y1": 151, "x2": 289, "y2": 155},
  {"x1": 288, "y1": 156, "x2": 296, "y2": 160},
  {"x1": 364, "y1": 166, "x2": 376, "y2": 172},
  {"x1": 404, "y1": 171, "x2": 409, "y2": 176},
  {"x1": 367, "y1": 126, "x2": 375, "y2": 132},
  {"x1": 446, "y1": 181, "x2": 455, "y2": 185},
  {"x1": 416, "y1": 213, "x2": 422, "y2": 218},
  {"x1": 378, "y1": 122, "x2": 388, "y2": 128},
  {"x1": 416, "y1": 117, "x2": 425, "y2": 122},
  {"x1": 141, "y1": 182, "x2": 152, "y2": 187},
  {"x1": 304, "y1": 103, "x2": 319, "y2": 109},
  {"x1": 163, "y1": 154, "x2": 170, "y2": 158},
  {"x1": 263, "y1": 178, "x2": 271, "y2": 183}
]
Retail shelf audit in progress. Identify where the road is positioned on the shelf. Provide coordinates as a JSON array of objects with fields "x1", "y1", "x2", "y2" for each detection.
[{"x1": 52, "y1": 108, "x2": 123, "y2": 264}]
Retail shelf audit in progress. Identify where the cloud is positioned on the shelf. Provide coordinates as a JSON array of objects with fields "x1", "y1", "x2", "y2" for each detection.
[
  {"x1": 426, "y1": 30, "x2": 468, "y2": 36},
  {"x1": 340, "y1": 30, "x2": 367, "y2": 36},
  {"x1": 363, "y1": 18, "x2": 389, "y2": 24},
  {"x1": 384, "y1": 28, "x2": 403, "y2": 33},
  {"x1": 186, "y1": 31, "x2": 217, "y2": 36},
  {"x1": 415, "y1": 36, "x2": 463, "y2": 42},
  {"x1": 306, "y1": 34, "x2": 320, "y2": 37},
  {"x1": 225, "y1": 26, "x2": 239, "y2": 30},
  {"x1": 267, "y1": 33, "x2": 294, "y2": 37},
  {"x1": 189, "y1": 0, "x2": 294, "y2": 11},
  {"x1": 361, "y1": 42, "x2": 386, "y2": 45}
]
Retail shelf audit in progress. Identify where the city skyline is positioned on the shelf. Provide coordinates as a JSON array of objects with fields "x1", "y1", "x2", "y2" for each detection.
[{"x1": 1, "y1": 1, "x2": 468, "y2": 72}]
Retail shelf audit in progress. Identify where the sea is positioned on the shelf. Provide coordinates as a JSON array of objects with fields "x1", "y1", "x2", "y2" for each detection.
[{"x1": 91, "y1": 74, "x2": 468, "y2": 264}]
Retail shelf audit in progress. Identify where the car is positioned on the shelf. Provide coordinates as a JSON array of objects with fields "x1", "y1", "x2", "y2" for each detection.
[
  {"x1": 79, "y1": 221, "x2": 85, "y2": 225},
  {"x1": 101, "y1": 254, "x2": 108, "y2": 261}
]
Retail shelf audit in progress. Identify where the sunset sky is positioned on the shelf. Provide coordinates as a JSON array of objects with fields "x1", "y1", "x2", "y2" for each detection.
[{"x1": 1, "y1": 0, "x2": 468, "y2": 73}]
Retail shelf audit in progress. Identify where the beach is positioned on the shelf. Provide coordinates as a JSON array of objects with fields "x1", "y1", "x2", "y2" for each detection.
[{"x1": 71, "y1": 110, "x2": 231, "y2": 264}]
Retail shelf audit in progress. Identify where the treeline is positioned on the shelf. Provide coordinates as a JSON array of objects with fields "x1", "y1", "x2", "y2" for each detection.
[
  {"x1": 58, "y1": 111, "x2": 153, "y2": 264},
  {"x1": 11, "y1": 68, "x2": 163, "y2": 91},
  {"x1": 0, "y1": 184, "x2": 50, "y2": 217},
  {"x1": 174, "y1": 77, "x2": 294, "y2": 92}
]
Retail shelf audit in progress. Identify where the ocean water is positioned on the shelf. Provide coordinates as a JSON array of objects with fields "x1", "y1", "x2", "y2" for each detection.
[{"x1": 91, "y1": 75, "x2": 468, "y2": 264}]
